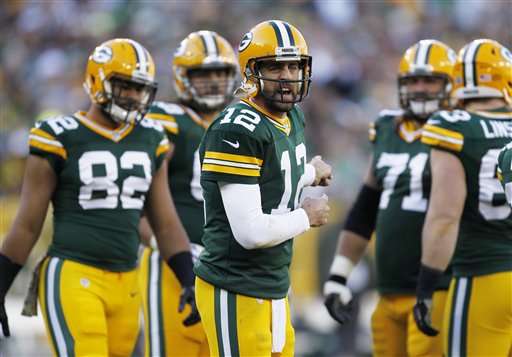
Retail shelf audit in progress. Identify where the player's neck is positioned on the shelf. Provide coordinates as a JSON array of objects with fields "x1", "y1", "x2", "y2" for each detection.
[
  {"x1": 85, "y1": 105, "x2": 123, "y2": 129},
  {"x1": 198, "y1": 110, "x2": 219, "y2": 125},
  {"x1": 249, "y1": 96, "x2": 287, "y2": 120},
  {"x1": 464, "y1": 98, "x2": 509, "y2": 112}
]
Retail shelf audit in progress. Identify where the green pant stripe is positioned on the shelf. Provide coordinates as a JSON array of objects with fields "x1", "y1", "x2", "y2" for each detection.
[
  {"x1": 214, "y1": 287, "x2": 240, "y2": 356},
  {"x1": 147, "y1": 250, "x2": 165, "y2": 356},
  {"x1": 447, "y1": 278, "x2": 458, "y2": 355},
  {"x1": 459, "y1": 277, "x2": 472, "y2": 357},
  {"x1": 227, "y1": 291, "x2": 239, "y2": 356},
  {"x1": 44, "y1": 258, "x2": 75, "y2": 356},
  {"x1": 448, "y1": 277, "x2": 472, "y2": 357},
  {"x1": 214, "y1": 287, "x2": 224, "y2": 357}
]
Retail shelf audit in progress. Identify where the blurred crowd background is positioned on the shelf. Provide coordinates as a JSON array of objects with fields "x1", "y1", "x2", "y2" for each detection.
[{"x1": 1, "y1": 1, "x2": 510, "y2": 356}]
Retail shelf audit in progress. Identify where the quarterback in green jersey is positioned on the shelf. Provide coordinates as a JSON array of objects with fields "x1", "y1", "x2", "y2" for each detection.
[
  {"x1": 498, "y1": 141, "x2": 512, "y2": 206},
  {"x1": 324, "y1": 40, "x2": 456, "y2": 357},
  {"x1": 414, "y1": 39, "x2": 512, "y2": 357},
  {"x1": 138, "y1": 31, "x2": 238, "y2": 357},
  {"x1": 0, "y1": 39, "x2": 197, "y2": 356},
  {"x1": 195, "y1": 20, "x2": 331, "y2": 356}
]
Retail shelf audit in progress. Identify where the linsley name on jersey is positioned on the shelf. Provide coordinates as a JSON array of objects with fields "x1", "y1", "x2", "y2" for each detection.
[{"x1": 480, "y1": 120, "x2": 512, "y2": 139}]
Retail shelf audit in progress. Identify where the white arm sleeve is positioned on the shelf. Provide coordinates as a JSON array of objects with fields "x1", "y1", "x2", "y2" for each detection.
[{"x1": 219, "y1": 182, "x2": 311, "y2": 250}]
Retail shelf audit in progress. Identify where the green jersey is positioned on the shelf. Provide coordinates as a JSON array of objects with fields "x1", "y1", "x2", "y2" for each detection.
[
  {"x1": 497, "y1": 141, "x2": 512, "y2": 206},
  {"x1": 371, "y1": 109, "x2": 450, "y2": 294},
  {"x1": 29, "y1": 111, "x2": 168, "y2": 271},
  {"x1": 146, "y1": 102, "x2": 207, "y2": 244},
  {"x1": 195, "y1": 99, "x2": 308, "y2": 299},
  {"x1": 422, "y1": 108, "x2": 512, "y2": 277}
]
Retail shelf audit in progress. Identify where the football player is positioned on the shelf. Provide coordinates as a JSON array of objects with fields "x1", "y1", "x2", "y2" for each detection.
[
  {"x1": 323, "y1": 39, "x2": 456, "y2": 356},
  {"x1": 498, "y1": 141, "x2": 512, "y2": 206},
  {"x1": 138, "y1": 30, "x2": 238, "y2": 357},
  {"x1": 413, "y1": 39, "x2": 512, "y2": 356},
  {"x1": 194, "y1": 20, "x2": 332, "y2": 356},
  {"x1": 0, "y1": 39, "x2": 197, "y2": 356}
]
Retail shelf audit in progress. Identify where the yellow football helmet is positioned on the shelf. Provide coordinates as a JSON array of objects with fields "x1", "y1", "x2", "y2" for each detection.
[
  {"x1": 398, "y1": 39, "x2": 456, "y2": 119},
  {"x1": 173, "y1": 31, "x2": 237, "y2": 111},
  {"x1": 83, "y1": 38, "x2": 157, "y2": 124},
  {"x1": 453, "y1": 39, "x2": 512, "y2": 104},
  {"x1": 236, "y1": 20, "x2": 312, "y2": 103}
]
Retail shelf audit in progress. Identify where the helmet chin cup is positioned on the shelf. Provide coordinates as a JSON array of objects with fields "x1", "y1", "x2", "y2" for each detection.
[{"x1": 409, "y1": 99, "x2": 440, "y2": 119}]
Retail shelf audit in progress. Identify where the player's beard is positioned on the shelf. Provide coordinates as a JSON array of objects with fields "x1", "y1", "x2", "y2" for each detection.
[{"x1": 261, "y1": 84, "x2": 297, "y2": 114}]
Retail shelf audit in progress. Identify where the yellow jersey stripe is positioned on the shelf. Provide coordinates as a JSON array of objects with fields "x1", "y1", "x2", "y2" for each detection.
[
  {"x1": 29, "y1": 139, "x2": 67, "y2": 159},
  {"x1": 423, "y1": 124, "x2": 464, "y2": 141},
  {"x1": 203, "y1": 158, "x2": 260, "y2": 170},
  {"x1": 146, "y1": 113, "x2": 179, "y2": 134},
  {"x1": 204, "y1": 151, "x2": 263, "y2": 166},
  {"x1": 421, "y1": 131, "x2": 463, "y2": 152},
  {"x1": 369, "y1": 123, "x2": 376, "y2": 142},
  {"x1": 30, "y1": 127, "x2": 56, "y2": 140},
  {"x1": 29, "y1": 133, "x2": 63, "y2": 148},
  {"x1": 156, "y1": 138, "x2": 170, "y2": 157},
  {"x1": 202, "y1": 164, "x2": 260, "y2": 177}
]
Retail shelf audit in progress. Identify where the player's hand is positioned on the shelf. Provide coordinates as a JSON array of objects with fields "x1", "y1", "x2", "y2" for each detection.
[
  {"x1": 309, "y1": 156, "x2": 332, "y2": 186},
  {"x1": 0, "y1": 298, "x2": 10, "y2": 337},
  {"x1": 413, "y1": 298, "x2": 439, "y2": 336},
  {"x1": 301, "y1": 194, "x2": 330, "y2": 227},
  {"x1": 323, "y1": 275, "x2": 353, "y2": 324},
  {"x1": 179, "y1": 285, "x2": 201, "y2": 327}
]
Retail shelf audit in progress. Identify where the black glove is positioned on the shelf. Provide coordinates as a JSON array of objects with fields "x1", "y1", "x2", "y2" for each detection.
[
  {"x1": 413, "y1": 298, "x2": 439, "y2": 336},
  {"x1": 414, "y1": 264, "x2": 443, "y2": 337},
  {"x1": 167, "y1": 252, "x2": 201, "y2": 327},
  {"x1": 323, "y1": 275, "x2": 353, "y2": 324},
  {"x1": 0, "y1": 253, "x2": 23, "y2": 338},
  {"x1": 179, "y1": 285, "x2": 201, "y2": 326}
]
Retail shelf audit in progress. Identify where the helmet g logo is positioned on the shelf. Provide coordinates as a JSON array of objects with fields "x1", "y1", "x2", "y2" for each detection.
[
  {"x1": 447, "y1": 49, "x2": 457, "y2": 64},
  {"x1": 239, "y1": 32, "x2": 253, "y2": 52},
  {"x1": 92, "y1": 45, "x2": 113, "y2": 64},
  {"x1": 501, "y1": 47, "x2": 512, "y2": 63}
]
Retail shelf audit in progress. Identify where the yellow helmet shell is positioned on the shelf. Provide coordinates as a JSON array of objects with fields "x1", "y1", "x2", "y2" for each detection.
[
  {"x1": 236, "y1": 20, "x2": 312, "y2": 102},
  {"x1": 453, "y1": 39, "x2": 512, "y2": 104},
  {"x1": 84, "y1": 38, "x2": 156, "y2": 106},
  {"x1": 172, "y1": 31, "x2": 237, "y2": 109},
  {"x1": 397, "y1": 39, "x2": 456, "y2": 118}
]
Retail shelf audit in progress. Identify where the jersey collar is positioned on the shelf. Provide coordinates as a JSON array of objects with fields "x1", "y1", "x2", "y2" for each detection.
[
  {"x1": 74, "y1": 111, "x2": 134, "y2": 142},
  {"x1": 241, "y1": 98, "x2": 292, "y2": 136},
  {"x1": 180, "y1": 105, "x2": 210, "y2": 129},
  {"x1": 398, "y1": 120, "x2": 422, "y2": 143}
]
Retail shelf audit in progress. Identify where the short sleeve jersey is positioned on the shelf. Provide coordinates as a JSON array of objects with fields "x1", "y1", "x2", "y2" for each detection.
[
  {"x1": 497, "y1": 141, "x2": 512, "y2": 206},
  {"x1": 146, "y1": 102, "x2": 207, "y2": 244},
  {"x1": 421, "y1": 108, "x2": 512, "y2": 277},
  {"x1": 195, "y1": 99, "x2": 308, "y2": 299},
  {"x1": 29, "y1": 112, "x2": 168, "y2": 271},
  {"x1": 371, "y1": 109, "x2": 450, "y2": 294}
]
